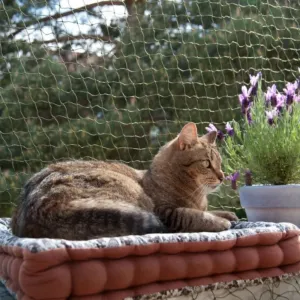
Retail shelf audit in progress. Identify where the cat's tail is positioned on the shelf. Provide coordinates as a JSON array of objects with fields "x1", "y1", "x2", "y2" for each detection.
[
  {"x1": 14, "y1": 202, "x2": 168, "y2": 240},
  {"x1": 61, "y1": 206, "x2": 168, "y2": 239}
]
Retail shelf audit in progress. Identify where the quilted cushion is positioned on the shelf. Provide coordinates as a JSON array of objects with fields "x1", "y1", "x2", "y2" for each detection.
[{"x1": 0, "y1": 218, "x2": 300, "y2": 300}]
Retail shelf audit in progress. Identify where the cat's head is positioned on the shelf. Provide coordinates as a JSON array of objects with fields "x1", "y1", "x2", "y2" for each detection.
[{"x1": 153, "y1": 122, "x2": 224, "y2": 193}]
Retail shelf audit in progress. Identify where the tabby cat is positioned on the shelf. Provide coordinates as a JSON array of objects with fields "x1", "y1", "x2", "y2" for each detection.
[{"x1": 11, "y1": 122, "x2": 238, "y2": 240}]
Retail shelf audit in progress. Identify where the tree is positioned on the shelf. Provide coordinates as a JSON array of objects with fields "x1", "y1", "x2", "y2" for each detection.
[{"x1": 1, "y1": 0, "x2": 300, "y2": 216}]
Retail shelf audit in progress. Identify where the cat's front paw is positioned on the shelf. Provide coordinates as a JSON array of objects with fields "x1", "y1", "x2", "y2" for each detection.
[
  {"x1": 219, "y1": 211, "x2": 239, "y2": 221},
  {"x1": 211, "y1": 218, "x2": 231, "y2": 232},
  {"x1": 211, "y1": 210, "x2": 239, "y2": 221}
]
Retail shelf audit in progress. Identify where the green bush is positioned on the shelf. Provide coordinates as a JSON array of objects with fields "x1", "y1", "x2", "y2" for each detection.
[{"x1": 222, "y1": 74, "x2": 300, "y2": 185}]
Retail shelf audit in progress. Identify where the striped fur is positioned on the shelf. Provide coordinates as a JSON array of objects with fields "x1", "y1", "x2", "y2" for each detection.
[{"x1": 11, "y1": 123, "x2": 238, "y2": 240}]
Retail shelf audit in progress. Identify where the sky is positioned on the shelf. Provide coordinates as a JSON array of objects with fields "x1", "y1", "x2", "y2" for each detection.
[
  {"x1": 17, "y1": 0, "x2": 127, "y2": 54},
  {"x1": 60, "y1": 0, "x2": 125, "y2": 14},
  {"x1": 59, "y1": 0, "x2": 126, "y2": 20}
]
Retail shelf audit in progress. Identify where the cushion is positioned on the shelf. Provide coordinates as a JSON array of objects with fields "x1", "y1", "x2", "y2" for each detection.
[{"x1": 1, "y1": 218, "x2": 300, "y2": 299}]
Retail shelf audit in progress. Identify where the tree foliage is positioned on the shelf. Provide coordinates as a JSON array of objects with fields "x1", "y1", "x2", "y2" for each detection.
[{"x1": 0, "y1": 0, "x2": 300, "y2": 216}]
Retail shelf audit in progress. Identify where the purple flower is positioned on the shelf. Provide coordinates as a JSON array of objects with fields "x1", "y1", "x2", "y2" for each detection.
[
  {"x1": 266, "y1": 109, "x2": 278, "y2": 125},
  {"x1": 205, "y1": 123, "x2": 217, "y2": 133},
  {"x1": 292, "y1": 80, "x2": 299, "y2": 91},
  {"x1": 265, "y1": 84, "x2": 277, "y2": 107},
  {"x1": 249, "y1": 72, "x2": 261, "y2": 96},
  {"x1": 246, "y1": 109, "x2": 253, "y2": 124},
  {"x1": 283, "y1": 82, "x2": 297, "y2": 105},
  {"x1": 276, "y1": 94, "x2": 286, "y2": 113},
  {"x1": 295, "y1": 95, "x2": 300, "y2": 103},
  {"x1": 225, "y1": 122, "x2": 234, "y2": 136},
  {"x1": 226, "y1": 172, "x2": 240, "y2": 190},
  {"x1": 217, "y1": 130, "x2": 225, "y2": 141},
  {"x1": 205, "y1": 123, "x2": 224, "y2": 141},
  {"x1": 239, "y1": 86, "x2": 252, "y2": 114},
  {"x1": 296, "y1": 79, "x2": 300, "y2": 92}
]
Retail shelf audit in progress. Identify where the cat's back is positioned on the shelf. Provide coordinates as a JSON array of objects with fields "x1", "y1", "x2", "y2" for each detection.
[
  {"x1": 49, "y1": 160, "x2": 141, "y2": 180},
  {"x1": 11, "y1": 160, "x2": 153, "y2": 238},
  {"x1": 18, "y1": 160, "x2": 144, "y2": 205}
]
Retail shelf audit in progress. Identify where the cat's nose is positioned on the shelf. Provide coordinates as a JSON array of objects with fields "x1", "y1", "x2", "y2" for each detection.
[{"x1": 218, "y1": 171, "x2": 225, "y2": 182}]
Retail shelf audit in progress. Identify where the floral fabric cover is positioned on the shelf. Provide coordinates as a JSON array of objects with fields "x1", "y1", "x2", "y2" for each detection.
[{"x1": 1, "y1": 218, "x2": 300, "y2": 300}]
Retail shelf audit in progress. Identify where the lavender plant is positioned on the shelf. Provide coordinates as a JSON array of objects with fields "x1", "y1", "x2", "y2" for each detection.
[{"x1": 208, "y1": 71, "x2": 300, "y2": 188}]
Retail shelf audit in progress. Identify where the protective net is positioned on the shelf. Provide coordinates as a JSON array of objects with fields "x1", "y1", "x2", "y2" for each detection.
[
  {"x1": 2, "y1": 2, "x2": 300, "y2": 298},
  {"x1": 0, "y1": 0, "x2": 300, "y2": 221},
  {"x1": 128, "y1": 272, "x2": 300, "y2": 300}
]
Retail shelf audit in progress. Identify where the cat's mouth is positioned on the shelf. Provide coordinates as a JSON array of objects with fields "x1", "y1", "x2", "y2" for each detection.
[{"x1": 209, "y1": 184, "x2": 221, "y2": 190}]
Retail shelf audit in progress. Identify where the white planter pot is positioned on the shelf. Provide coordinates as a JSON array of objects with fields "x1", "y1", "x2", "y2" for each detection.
[{"x1": 239, "y1": 185, "x2": 300, "y2": 227}]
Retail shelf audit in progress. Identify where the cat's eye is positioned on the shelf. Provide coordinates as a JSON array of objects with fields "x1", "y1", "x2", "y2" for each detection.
[
  {"x1": 202, "y1": 160, "x2": 211, "y2": 168},
  {"x1": 183, "y1": 159, "x2": 211, "y2": 168}
]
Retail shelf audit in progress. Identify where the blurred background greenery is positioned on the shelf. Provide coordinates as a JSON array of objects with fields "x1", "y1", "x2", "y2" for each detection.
[{"x1": 1, "y1": 0, "x2": 300, "y2": 217}]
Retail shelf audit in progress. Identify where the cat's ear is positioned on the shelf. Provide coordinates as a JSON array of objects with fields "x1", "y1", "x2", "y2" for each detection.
[
  {"x1": 177, "y1": 122, "x2": 198, "y2": 150},
  {"x1": 201, "y1": 131, "x2": 217, "y2": 145}
]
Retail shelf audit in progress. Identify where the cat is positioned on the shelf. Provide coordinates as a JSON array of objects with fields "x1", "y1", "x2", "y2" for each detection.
[{"x1": 11, "y1": 122, "x2": 238, "y2": 240}]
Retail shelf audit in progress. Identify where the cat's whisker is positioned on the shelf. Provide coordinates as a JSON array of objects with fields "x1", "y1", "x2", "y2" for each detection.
[{"x1": 186, "y1": 184, "x2": 205, "y2": 198}]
